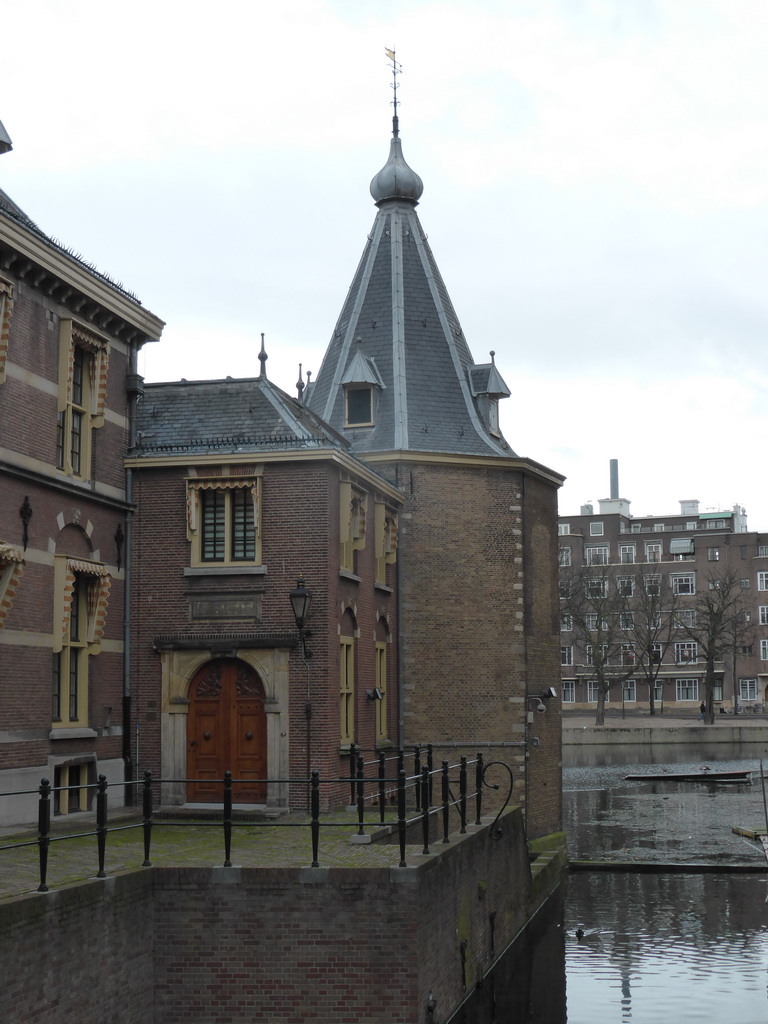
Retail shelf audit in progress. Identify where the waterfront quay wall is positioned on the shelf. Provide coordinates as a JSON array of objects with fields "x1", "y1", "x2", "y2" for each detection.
[
  {"x1": 564, "y1": 723, "x2": 768, "y2": 747},
  {"x1": 0, "y1": 809, "x2": 565, "y2": 1023}
]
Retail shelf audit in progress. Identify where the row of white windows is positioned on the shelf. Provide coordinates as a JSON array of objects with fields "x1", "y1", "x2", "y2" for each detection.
[
  {"x1": 562, "y1": 607, "x2": 768, "y2": 630},
  {"x1": 561, "y1": 573, "x2": 768, "y2": 597},
  {"x1": 560, "y1": 521, "x2": 748, "y2": 537},
  {"x1": 561, "y1": 678, "x2": 762, "y2": 702},
  {"x1": 561, "y1": 545, "x2": 768, "y2": 570},
  {"x1": 562, "y1": 639, "x2": 768, "y2": 666}
]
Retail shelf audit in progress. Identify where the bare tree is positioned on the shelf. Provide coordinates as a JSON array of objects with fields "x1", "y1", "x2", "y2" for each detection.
[
  {"x1": 561, "y1": 561, "x2": 638, "y2": 726},
  {"x1": 626, "y1": 571, "x2": 680, "y2": 716},
  {"x1": 677, "y1": 568, "x2": 755, "y2": 725}
]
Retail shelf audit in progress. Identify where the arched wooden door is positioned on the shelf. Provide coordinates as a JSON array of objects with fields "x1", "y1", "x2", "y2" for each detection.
[{"x1": 187, "y1": 659, "x2": 267, "y2": 803}]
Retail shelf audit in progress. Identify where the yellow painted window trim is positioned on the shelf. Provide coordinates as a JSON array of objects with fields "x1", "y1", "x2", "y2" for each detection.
[
  {"x1": 375, "y1": 640, "x2": 388, "y2": 744},
  {"x1": 340, "y1": 482, "x2": 367, "y2": 571},
  {"x1": 374, "y1": 502, "x2": 398, "y2": 582},
  {"x1": 340, "y1": 636, "x2": 355, "y2": 745},
  {"x1": 186, "y1": 474, "x2": 263, "y2": 566},
  {"x1": 56, "y1": 320, "x2": 110, "y2": 478}
]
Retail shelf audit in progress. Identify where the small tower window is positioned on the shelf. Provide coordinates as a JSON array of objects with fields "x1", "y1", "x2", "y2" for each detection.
[
  {"x1": 346, "y1": 387, "x2": 373, "y2": 426},
  {"x1": 488, "y1": 399, "x2": 499, "y2": 436}
]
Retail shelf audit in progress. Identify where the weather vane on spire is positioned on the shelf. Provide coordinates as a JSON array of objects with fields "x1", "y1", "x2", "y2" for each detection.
[{"x1": 385, "y1": 47, "x2": 402, "y2": 137}]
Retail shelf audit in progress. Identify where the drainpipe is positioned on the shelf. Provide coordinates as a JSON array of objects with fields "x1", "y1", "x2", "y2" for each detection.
[{"x1": 396, "y1": 514, "x2": 405, "y2": 750}]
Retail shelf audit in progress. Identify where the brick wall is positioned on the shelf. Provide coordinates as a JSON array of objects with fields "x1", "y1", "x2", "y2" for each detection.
[
  {"x1": 0, "y1": 262, "x2": 133, "y2": 820},
  {"x1": 130, "y1": 458, "x2": 399, "y2": 807},
  {"x1": 378, "y1": 458, "x2": 562, "y2": 837},
  {"x1": 0, "y1": 808, "x2": 556, "y2": 1023}
]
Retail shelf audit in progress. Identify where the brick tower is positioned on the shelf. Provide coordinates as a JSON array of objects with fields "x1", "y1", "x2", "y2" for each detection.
[{"x1": 307, "y1": 104, "x2": 564, "y2": 837}]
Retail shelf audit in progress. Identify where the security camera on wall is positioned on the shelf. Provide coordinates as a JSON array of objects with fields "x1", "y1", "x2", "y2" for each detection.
[
  {"x1": 544, "y1": 687, "x2": 557, "y2": 699},
  {"x1": 535, "y1": 701, "x2": 546, "y2": 713}
]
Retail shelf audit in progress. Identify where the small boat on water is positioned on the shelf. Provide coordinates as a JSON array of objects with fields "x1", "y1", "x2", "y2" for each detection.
[{"x1": 625, "y1": 768, "x2": 753, "y2": 783}]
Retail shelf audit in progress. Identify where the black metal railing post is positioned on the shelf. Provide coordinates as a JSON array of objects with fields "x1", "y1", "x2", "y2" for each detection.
[
  {"x1": 96, "y1": 774, "x2": 108, "y2": 878},
  {"x1": 37, "y1": 777, "x2": 51, "y2": 893},
  {"x1": 475, "y1": 752, "x2": 484, "y2": 825},
  {"x1": 427, "y1": 744, "x2": 434, "y2": 806},
  {"x1": 310, "y1": 770, "x2": 320, "y2": 867},
  {"x1": 441, "y1": 759, "x2": 450, "y2": 844},
  {"x1": 459, "y1": 756, "x2": 468, "y2": 834},
  {"x1": 378, "y1": 750, "x2": 386, "y2": 823},
  {"x1": 223, "y1": 771, "x2": 233, "y2": 867},
  {"x1": 349, "y1": 743, "x2": 357, "y2": 806},
  {"x1": 414, "y1": 746, "x2": 422, "y2": 810},
  {"x1": 421, "y1": 766, "x2": 431, "y2": 855},
  {"x1": 397, "y1": 768, "x2": 407, "y2": 867},
  {"x1": 356, "y1": 753, "x2": 366, "y2": 836},
  {"x1": 142, "y1": 770, "x2": 153, "y2": 867}
]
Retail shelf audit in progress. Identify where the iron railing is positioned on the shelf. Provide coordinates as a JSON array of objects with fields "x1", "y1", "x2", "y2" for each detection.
[{"x1": 0, "y1": 751, "x2": 513, "y2": 894}]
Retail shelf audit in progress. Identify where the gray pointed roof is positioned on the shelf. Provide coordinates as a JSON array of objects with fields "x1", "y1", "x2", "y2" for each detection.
[{"x1": 308, "y1": 131, "x2": 514, "y2": 458}]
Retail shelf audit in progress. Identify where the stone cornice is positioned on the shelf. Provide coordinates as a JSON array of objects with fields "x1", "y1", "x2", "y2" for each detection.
[
  {"x1": 125, "y1": 447, "x2": 404, "y2": 503},
  {"x1": 0, "y1": 216, "x2": 164, "y2": 346},
  {"x1": 361, "y1": 449, "x2": 566, "y2": 488}
]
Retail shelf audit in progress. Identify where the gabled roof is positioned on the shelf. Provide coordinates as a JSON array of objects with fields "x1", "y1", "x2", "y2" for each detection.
[
  {"x1": 468, "y1": 355, "x2": 511, "y2": 398},
  {"x1": 307, "y1": 127, "x2": 515, "y2": 458},
  {"x1": 133, "y1": 374, "x2": 351, "y2": 457}
]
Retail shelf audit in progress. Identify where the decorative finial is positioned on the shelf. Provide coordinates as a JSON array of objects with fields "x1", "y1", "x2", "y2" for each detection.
[
  {"x1": 296, "y1": 363, "x2": 305, "y2": 402},
  {"x1": 306, "y1": 369, "x2": 312, "y2": 389},
  {"x1": 258, "y1": 332, "x2": 268, "y2": 379},
  {"x1": 385, "y1": 47, "x2": 401, "y2": 137},
  {"x1": 490, "y1": 350, "x2": 496, "y2": 363}
]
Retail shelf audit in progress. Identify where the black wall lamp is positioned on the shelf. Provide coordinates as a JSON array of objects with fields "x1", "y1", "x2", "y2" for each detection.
[{"x1": 289, "y1": 577, "x2": 312, "y2": 659}]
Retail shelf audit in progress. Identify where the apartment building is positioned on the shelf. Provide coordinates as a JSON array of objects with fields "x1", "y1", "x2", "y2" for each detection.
[{"x1": 559, "y1": 495, "x2": 768, "y2": 711}]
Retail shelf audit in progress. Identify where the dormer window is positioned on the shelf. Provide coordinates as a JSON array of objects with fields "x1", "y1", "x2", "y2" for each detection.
[
  {"x1": 346, "y1": 386, "x2": 373, "y2": 427},
  {"x1": 468, "y1": 351, "x2": 510, "y2": 440},
  {"x1": 341, "y1": 339, "x2": 385, "y2": 429}
]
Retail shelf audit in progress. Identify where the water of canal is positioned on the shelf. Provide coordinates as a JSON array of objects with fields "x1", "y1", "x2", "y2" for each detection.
[{"x1": 451, "y1": 740, "x2": 768, "y2": 1023}]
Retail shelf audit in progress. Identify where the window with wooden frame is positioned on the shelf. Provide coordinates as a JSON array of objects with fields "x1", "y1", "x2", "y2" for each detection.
[
  {"x1": 0, "y1": 542, "x2": 24, "y2": 628},
  {"x1": 374, "y1": 502, "x2": 398, "y2": 584},
  {"x1": 0, "y1": 278, "x2": 14, "y2": 385},
  {"x1": 340, "y1": 635, "x2": 355, "y2": 747},
  {"x1": 375, "y1": 617, "x2": 390, "y2": 744},
  {"x1": 56, "y1": 321, "x2": 109, "y2": 479},
  {"x1": 345, "y1": 386, "x2": 373, "y2": 426},
  {"x1": 340, "y1": 482, "x2": 366, "y2": 573},
  {"x1": 54, "y1": 762, "x2": 93, "y2": 815},
  {"x1": 186, "y1": 472, "x2": 262, "y2": 567},
  {"x1": 52, "y1": 557, "x2": 111, "y2": 727}
]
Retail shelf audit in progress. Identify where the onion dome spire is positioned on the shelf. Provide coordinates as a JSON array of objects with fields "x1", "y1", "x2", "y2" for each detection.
[{"x1": 370, "y1": 49, "x2": 423, "y2": 205}]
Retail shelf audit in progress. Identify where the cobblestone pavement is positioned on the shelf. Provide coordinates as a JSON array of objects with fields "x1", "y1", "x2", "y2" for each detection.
[{"x1": 0, "y1": 810, "x2": 422, "y2": 902}]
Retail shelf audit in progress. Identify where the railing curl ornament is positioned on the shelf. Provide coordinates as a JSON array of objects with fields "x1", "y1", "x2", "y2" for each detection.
[{"x1": 481, "y1": 761, "x2": 514, "y2": 840}]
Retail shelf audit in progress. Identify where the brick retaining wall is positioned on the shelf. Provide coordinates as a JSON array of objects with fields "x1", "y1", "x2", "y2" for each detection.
[{"x1": 0, "y1": 810, "x2": 564, "y2": 1023}]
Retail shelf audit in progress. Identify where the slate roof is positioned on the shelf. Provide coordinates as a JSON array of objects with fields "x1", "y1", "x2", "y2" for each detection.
[
  {"x1": 0, "y1": 186, "x2": 143, "y2": 304},
  {"x1": 133, "y1": 374, "x2": 351, "y2": 456},
  {"x1": 307, "y1": 131, "x2": 515, "y2": 458}
]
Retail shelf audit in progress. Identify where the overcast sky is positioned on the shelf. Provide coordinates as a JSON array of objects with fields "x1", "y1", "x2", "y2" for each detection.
[{"x1": 2, "y1": 0, "x2": 766, "y2": 528}]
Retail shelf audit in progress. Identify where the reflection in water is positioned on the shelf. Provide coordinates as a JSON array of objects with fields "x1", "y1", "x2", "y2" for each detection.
[
  {"x1": 565, "y1": 742, "x2": 768, "y2": 865},
  {"x1": 451, "y1": 739, "x2": 768, "y2": 1022},
  {"x1": 566, "y1": 873, "x2": 768, "y2": 1024}
]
